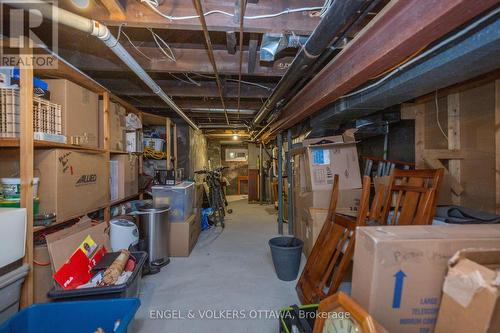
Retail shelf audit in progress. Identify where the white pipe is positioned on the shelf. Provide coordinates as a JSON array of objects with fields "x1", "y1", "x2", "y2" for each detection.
[{"x1": 15, "y1": 1, "x2": 199, "y2": 130}]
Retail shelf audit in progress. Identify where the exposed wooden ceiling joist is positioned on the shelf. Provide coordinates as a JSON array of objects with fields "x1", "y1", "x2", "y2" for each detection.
[
  {"x1": 59, "y1": 48, "x2": 291, "y2": 76},
  {"x1": 97, "y1": 78, "x2": 273, "y2": 98},
  {"x1": 60, "y1": 0, "x2": 322, "y2": 34},
  {"x1": 131, "y1": 98, "x2": 262, "y2": 110}
]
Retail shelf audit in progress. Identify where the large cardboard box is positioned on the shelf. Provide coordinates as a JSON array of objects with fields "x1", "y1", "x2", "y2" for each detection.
[
  {"x1": 352, "y1": 225, "x2": 500, "y2": 333},
  {"x1": 45, "y1": 219, "x2": 110, "y2": 272},
  {"x1": 35, "y1": 149, "x2": 107, "y2": 222},
  {"x1": 169, "y1": 211, "x2": 201, "y2": 257},
  {"x1": 99, "y1": 101, "x2": 126, "y2": 151},
  {"x1": 435, "y1": 248, "x2": 500, "y2": 333},
  {"x1": 46, "y1": 79, "x2": 99, "y2": 147},
  {"x1": 110, "y1": 154, "x2": 139, "y2": 201},
  {"x1": 302, "y1": 132, "x2": 361, "y2": 191}
]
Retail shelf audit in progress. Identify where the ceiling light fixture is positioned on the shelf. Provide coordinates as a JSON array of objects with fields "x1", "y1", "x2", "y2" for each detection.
[{"x1": 72, "y1": 0, "x2": 89, "y2": 9}]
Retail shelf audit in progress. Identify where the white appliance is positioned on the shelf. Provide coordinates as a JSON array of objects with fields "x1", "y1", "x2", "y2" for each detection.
[
  {"x1": 110, "y1": 218, "x2": 139, "y2": 251},
  {"x1": 0, "y1": 208, "x2": 27, "y2": 269}
]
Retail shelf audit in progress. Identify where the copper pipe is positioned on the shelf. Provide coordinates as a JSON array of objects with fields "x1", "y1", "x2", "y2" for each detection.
[
  {"x1": 193, "y1": 0, "x2": 230, "y2": 125},
  {"x1": 237, "y1": 0, "x2": 246, "y2": 120}
]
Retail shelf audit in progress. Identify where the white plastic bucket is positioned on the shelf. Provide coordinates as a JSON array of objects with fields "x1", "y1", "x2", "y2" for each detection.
[
  {"x1": 0, "y1": 178, "x2": 39, "y2": 200},
  {"x1": 143, "y1": 138, "x2": 164, "y2": 151}
]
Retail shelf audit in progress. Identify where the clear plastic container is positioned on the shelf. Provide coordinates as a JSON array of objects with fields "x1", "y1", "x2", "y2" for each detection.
[{"x1": 152, "y1": 181, "x2": 194, "y2": 222}]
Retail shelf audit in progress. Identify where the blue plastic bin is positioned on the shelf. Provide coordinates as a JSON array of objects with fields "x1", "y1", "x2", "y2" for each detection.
[{"x1": 0, "y1": 298, "x2": 140, "y2": 333}]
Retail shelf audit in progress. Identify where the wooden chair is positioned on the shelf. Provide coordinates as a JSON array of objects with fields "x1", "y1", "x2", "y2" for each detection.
[
  {"x1": 380, "y1": 168, "x2": 444, "y2": 225},
  {"x1": 296, "y1": 176, "x2": 371, "y2": 304}
]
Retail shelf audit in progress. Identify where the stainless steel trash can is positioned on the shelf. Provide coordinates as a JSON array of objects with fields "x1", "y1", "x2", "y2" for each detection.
[{"x1": 137, "y1": 204, "x2": 170, "y2": 269}]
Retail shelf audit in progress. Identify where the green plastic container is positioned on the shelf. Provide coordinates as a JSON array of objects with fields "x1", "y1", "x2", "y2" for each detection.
[{"x1": 0, "y1": 198, "x2": 40, "y2": 214}]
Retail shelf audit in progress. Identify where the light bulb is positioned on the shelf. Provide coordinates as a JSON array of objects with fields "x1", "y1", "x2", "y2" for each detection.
[{"x1": 232, "y1": 134, "x2": 239, "y2": 140}]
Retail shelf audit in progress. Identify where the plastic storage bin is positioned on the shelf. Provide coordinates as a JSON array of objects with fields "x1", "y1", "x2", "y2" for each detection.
[
  {"x1": 0, "y1": 209, "x2": 26, "y2": 269},
  {"x1": 47, "y1": 251, "x2": 147, "y2": 301},
  {"x1": 0, "y1": 264, "x2": 29, "y2": 325},
  {"x1": 0, "y1": 298, "x2": 140, "y2": 333},
  {"x1": 152, "y1": 181, "x2": 194, "y2": 222}
]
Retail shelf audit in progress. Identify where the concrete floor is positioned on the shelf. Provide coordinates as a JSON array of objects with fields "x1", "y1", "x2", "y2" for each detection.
[{"x1": 132, "y1": 199, "x2": 303, "y2": 333}]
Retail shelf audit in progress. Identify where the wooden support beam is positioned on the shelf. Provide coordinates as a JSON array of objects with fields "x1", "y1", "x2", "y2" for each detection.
[
  {"x1": 173, "y1": 123, "x2": 178, "y2": 169},
  {"x1": 166, "y1": 117, "x2": 172, "y2": 170},
  {"x1": 268, "y1": 0, "x2": 499, "y2": 137},
  {"x1": 226, "y1": 31, "x2": 237, "y2": 54},
  {"x1": 97, "y1": 79, "x2": 273, "y2": 99},
  {"x1": 102, "y1": 92, "x2": 111, "y2": 222},
  {"x1": 248, "y1": 34, "x2": 258, "y2": 74},
  {"x1": 423, "y1": 157, "x2": 464, "y2": 196},
  {"x1": 60, "y1": 48, "x2": 291, "y2": 77},
  {"x1": 57, "y1": 0, "x2": 321, "y2": 34},
  {"x1": 100, "y1": 0, "x2": 126, "y2": 20},
  {"x1": 20, "y1": 47, "x2": 34, "y2": 308},
  {"x1": 495, "y1": 80, "x2": 500, "y2": 213},
  {"x1": 411, "y1": 103, "x2": 426, "y2": 169},
  {"x1": 447, "y1": 93, "x2": 461, "y2": 205},
  {"x1": 422, "y1": 149, "x2": 465, "y2": 160}
]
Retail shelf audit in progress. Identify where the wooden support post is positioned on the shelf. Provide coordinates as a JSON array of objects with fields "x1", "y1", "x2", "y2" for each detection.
[
  {"x1": 277, "y1": 132, "x2": 283, "y2": 235},
  {"x1": 448, "y1": 93, "x2": 461, "y2": 205},
  {"x1": 173, "y1": 123, "x2": 178, "y2": 170},
  {"x1": 248, "y1": 34, "x2": 258, "y2": 74},
  {"x1": 20, "y1": 52, "x2": 34, "y2": 308},
  {"x1": 401, "y1": 103, "x2": 426, "y2": 168},
  {"x1": 495, "y1": 80, "x2": 500, "y2": 213},
  {"x1": 166, "y1": 117, "x2": 172, "y2": 170},
  {"x1": 103, "y1": 92, "x2": 111, "y2": 222},
  {"x1": 138, "y1": 112, "x2": 144, "y2": 200}
]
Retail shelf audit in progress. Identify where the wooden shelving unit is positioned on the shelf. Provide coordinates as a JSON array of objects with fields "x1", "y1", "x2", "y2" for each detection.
[
  {"x1": 0, "y1": 50, "x2": 163, "y2": 307},
  {"x1": 141, "y1": 111, "x2": 178, "y2": 171}
]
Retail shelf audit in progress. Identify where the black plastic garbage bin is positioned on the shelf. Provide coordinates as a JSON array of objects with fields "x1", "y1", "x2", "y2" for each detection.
[{"x1": 269, "y1": 237, "x2": 303, "y2": 281}]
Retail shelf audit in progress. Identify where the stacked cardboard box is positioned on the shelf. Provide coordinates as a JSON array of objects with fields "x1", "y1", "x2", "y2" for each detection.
[
  {"x1": 35, "y1": 149, "x2": 107, "y2": 222},
  {"x1": 45, "y1": 79, "x2": 99, "y2": 147},
  {"x1": 169, "y1": 210, "x2": 201, "y2": 257},
  {"x1": 293, "y1": 131, "x2": 362, "y2": 256},
  {"x1": 352, "y1": 224, "x2": 500, "y2": 333}
]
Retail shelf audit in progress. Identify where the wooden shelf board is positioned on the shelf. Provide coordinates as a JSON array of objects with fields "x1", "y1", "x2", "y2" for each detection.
[
  {"x1": 33, "y1": 204, "x2": 109, "y2": 233},
  {"x1": 0, "y1": 139, "x2": 106, "y2": 153}
]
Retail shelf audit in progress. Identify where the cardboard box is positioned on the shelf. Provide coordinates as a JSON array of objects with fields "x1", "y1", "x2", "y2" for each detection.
[
  {"x1": 99, "y1": 101, "x2": 126, "y2": 151},
  {"x1": 46, "y1": 79, "x2": 98, "y2": 147},
  {"x1": 45, "y1": 219, "x2": 110, "y2": 272},
  {"x1": 294, "y1": 188, "x2": 361, "y2": 257},
  {"x1": 301, "y1": 131, "x2": 361, "y2": 191},
  {"x1": 352, "y1": 225, "x2": 500, "y2": 333},
  {"x1": 35, "y1": 149, "x2": 107, "y2": 222},
  {"x1": 34, "y1": 244, "x2": 52, "y2": 303},
  {"x1": 110, "y1": 154, "x2": 139, "y2": 201},
  {"x1": 169, "y1": 211, "x2": 201, "y2": 257},
  {"x1": 435, "y1": 248, "x2": 500, "y2": 333}
]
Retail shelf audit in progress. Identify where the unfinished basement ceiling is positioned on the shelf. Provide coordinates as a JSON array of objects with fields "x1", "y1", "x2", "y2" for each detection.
[{"x1": 37, "y1": 0, "x2": 387, "y2": 131}]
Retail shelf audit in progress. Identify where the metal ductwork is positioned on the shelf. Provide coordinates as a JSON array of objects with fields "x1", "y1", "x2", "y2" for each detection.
[
  {"x1": 252, "y1": 0, "x2": 369, "y2": 127},
  {"x1": 13, "y1": 1, "x2": 199, "y2": 130},
  {"x1": 260, "y1": 33, "x2": 309, "y2": 62}
]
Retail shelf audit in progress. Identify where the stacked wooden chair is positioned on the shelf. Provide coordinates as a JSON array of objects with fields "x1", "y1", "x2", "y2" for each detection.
[{"x1": 297, "y1": 168, "x2": 444, "y2": 304}]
